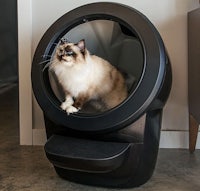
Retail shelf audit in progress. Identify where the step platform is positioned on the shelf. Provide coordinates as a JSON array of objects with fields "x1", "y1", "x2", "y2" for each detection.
[{"x1": 44, "y1": 135, "x2": 131, "y2": 173}]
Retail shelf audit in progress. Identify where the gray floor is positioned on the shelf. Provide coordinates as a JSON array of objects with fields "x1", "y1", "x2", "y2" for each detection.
[{"x1": 0, "y1": 86, "x2": 200, "y2": 191}]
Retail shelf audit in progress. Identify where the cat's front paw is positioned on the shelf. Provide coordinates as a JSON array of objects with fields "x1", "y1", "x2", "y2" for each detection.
[
  {"x1": 66, "y1": 106, "x2": 79, "y2": 115},
  {"x1": 61, "y1": 102, "x2": 68, "y2": 111},
  {"x1": 60, "y1": 96, "x2": 74, "y2": 110}
]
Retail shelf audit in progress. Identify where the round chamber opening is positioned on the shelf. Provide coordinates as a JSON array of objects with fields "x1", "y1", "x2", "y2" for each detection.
[
  {"x1": 32, "y1": 2, "x2": 168, "y2": 132},
  {"x1": 48, "y1": 19, "x2": 144, "y2": 115}
]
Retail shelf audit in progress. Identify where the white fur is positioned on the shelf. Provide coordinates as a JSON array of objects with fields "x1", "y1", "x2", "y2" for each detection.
[
  {"x1": 60, "y1": 95, "x2": 74, "y2": 110},
  {"x1": 60, "y1": 95, "x2": 80, "y2": 114},
  {"x1": 49, "y1": 46, "x2": 123, "y2": 114},
  {"x1": 51, "y1": 54, "x2": 110, "y2": 98},
  {"x1": 66, "y1": 105, "x2": 79, "y2": 114}
]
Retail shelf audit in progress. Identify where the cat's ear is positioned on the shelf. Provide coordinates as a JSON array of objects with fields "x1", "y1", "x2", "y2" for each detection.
[
  {"x1": 77, "y1": 39, "x2": 85, "y2": 52},
  {"x1": 60, "y1": 38, "x2": 68, "y2": 45}
]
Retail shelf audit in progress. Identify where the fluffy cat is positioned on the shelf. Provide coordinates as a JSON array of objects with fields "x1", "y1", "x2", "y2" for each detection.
[{"x1": 49, "y1": 39, "x2": 128, "y2": 114}]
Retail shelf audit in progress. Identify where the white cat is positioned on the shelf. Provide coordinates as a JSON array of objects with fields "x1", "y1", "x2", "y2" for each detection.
[{"x1": 49, "y1": 39, "x2": 127, "y2": 114}]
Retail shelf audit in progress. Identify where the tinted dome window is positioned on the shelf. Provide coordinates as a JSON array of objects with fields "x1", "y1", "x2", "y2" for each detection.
[{"x1": 49, "y1": 20, "x2": 144, "y2": 114}]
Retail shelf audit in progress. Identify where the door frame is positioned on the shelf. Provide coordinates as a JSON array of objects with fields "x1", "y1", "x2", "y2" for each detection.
[{"x1": 18, "y1": 0, "x2": 33, "y2": 145}]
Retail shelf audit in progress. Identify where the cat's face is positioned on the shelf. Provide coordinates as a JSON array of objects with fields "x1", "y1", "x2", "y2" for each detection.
[{"x1": 55, "y1": 39, "x2": 86, "y2": 67}]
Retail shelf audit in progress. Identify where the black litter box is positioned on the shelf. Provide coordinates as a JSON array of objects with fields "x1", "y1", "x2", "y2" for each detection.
[{"x1": 31, "y1": 2, "x2": 172, "y2": 188}]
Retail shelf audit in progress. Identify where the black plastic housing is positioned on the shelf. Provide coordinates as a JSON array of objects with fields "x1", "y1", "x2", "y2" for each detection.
[{"x1": 31, "y1": 2, "x2": 172, "y2": 188}]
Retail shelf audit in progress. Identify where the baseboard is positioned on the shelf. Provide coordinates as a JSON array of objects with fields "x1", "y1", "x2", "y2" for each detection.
[
  {"x1": 160, "y1": 131, "x2": 200, "y2": 149},
  {"x1": 32, "y1": 129, "x2": 200, "y2": 149}
]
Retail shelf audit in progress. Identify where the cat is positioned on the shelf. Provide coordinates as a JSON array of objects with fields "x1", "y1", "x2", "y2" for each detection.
[{"x1": 49, "y1": 39, "x2": 128, "y2": 114}]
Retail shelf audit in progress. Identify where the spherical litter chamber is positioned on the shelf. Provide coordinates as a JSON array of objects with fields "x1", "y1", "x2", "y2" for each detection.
[{"x1": 31, "y1": 2, "x2": 172, "y2": 188}]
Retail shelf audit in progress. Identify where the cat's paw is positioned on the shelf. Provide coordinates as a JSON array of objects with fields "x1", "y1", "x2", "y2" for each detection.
[
  {"x1": 66, "y1": 106, "x2": 79, "y2": 114},
  {"x1": 60, "y1": 102, "x2": 68, "y2": 111},
  {"x1": 61, "y1": 99, "x2": 73, "y2": 110}
]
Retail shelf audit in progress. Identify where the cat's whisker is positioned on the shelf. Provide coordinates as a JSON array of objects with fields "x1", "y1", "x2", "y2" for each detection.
[
  {"x1": 42, "y1": 62, "x2": 52, "y2": 72},
  {"x1": 44, "y1": 60, "x2": 61, "y2": 72},
  {"x1": 50, "y1": 60, "x2": 58, "y2": 65},
  {"x1": 41, "y1": 55, "x2": 52, "y2": 58},
  {"x1": 38, "y1": 59, "x2": 51, "y2": 65}
]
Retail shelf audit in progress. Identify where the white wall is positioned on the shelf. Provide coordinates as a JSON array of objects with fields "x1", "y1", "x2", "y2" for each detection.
[{"x1": 18, "y1": 0, "x2": 200, "y2": 147}]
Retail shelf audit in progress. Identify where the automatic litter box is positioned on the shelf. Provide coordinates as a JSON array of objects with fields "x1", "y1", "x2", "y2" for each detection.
[{"x1": 31, "y1": 2, "x2": 172, "y2": 188}]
